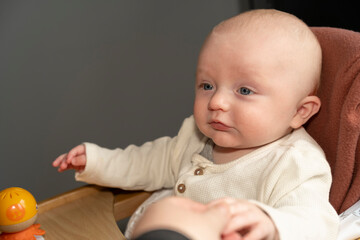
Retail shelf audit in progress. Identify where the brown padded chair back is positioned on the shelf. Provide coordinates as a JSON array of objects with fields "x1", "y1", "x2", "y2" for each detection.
[{"x1": 306, "y1": 27, "x2": 360, "y2": 213}]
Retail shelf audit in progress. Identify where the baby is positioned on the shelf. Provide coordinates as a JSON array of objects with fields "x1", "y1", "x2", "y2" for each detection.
[{"x1": 53, "y1": 9, "x2": 339, "y2": 239}]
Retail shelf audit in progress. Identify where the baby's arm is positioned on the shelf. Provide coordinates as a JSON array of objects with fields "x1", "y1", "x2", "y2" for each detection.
[
  {"x1": 52, "y1": 144, "x2": 87, "y2": 173},
  {"x1": 52, "y1": 116, "x2": 201, "y2": 191}
]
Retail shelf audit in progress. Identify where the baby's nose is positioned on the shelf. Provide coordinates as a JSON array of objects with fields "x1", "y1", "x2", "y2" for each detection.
[{"x1": 208, "y1": 90, "x2": 230, "y2": 111}]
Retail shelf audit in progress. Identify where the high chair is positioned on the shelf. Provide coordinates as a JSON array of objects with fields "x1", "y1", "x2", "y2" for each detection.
[
  {"x1": 37, "y1": 186, "x2": 151, "y2": 239},
  {"x1": 36, "y1": 27, "x2": 360, "y2": 239},
  {"x1": 306, "y1": 27, "x2": 360, "y2": 214}
]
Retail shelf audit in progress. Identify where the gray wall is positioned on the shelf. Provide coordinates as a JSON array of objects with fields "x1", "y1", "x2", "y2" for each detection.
[{"x1": 0, "y1": 1, "x2": 245, "y2": 202}]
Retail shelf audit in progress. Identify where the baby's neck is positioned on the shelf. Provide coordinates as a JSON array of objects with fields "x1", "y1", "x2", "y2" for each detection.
[{"x1": 212, "y1": 145, "x2": 259, "y2": 164}]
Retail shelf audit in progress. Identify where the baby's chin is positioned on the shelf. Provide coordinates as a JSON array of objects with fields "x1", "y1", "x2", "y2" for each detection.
[
  {"x1": 210, "y1": 138, "x2": 249, "y2": 151},
  {"x1": 211, "y1": 136, "x2": 272, "y2": 152}
]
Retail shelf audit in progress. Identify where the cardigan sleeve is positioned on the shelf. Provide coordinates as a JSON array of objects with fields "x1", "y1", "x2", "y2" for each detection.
[
  {"x1": 75, "y1": 135, "x2": 178, "y2": 191},
  {"x1": 75, "y1": 116, "x2": 204, "y2": 191}
]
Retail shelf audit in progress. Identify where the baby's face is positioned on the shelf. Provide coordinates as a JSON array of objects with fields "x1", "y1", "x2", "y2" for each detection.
[{"x1": 194, "y1": 31, "x2": 309, "y2": 151}]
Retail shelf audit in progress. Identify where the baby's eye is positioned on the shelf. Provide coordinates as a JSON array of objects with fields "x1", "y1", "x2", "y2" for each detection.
[
  {"x1": 238, "y1": 87, "x2": 254, "y2": 95},
  {"x1": 201, "y1": 83, "x2": 213, "y2": 91}
]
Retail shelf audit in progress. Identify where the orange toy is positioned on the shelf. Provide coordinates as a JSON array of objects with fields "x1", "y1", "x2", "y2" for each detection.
[
  {"x1": 0, "y1": 187, "x2": 45, "y2": 240},
  {"x1": 0, "y1": 224, "x2": 45, "y2": 240}
]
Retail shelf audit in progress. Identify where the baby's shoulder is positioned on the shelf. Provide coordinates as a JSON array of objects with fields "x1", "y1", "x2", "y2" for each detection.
[
  {"x1": 282, "y1": 127, "x2": 324, "y2": 155},
  {"x1": 276, "y1": 127, "x2": 330, "y2": 170}
]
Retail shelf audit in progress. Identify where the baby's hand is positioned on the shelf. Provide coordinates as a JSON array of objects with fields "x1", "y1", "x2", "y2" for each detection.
[
  {"x1": 209, "y1": 198, "x2": 279, "y2": 240},
  {"x1": 52, "y1": 144, "x2": 87, "y2": 173}
]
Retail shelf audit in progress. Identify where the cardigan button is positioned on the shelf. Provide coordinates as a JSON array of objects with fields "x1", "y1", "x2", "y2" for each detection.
[
  {"x1": 177, "y1": 184, "x2": 186, "y2": 193},
  {"x1": 194, "y1": 168, "x2": 204, "y2": 175}
]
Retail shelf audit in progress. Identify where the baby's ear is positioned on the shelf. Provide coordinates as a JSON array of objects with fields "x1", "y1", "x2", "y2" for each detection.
[{"x1": 290, "y1": 96, "x2": 321, "y2": 129}]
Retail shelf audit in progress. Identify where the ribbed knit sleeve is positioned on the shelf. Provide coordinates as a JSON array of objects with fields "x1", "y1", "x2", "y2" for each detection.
[{"x1": 75, "y1": 116, "x2": 205, "y2": 191}]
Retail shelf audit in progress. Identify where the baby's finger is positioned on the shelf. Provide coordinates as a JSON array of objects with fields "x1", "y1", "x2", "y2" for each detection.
[
  {"x1": 67, "y1": 145, "x2": 85, "y2": 162},
  {"x1": 242, "y1": 226, "x2": 270, "y2": 240},
  {"x1": 226, "y1": 201, "x2": 253, "y2": 217},
  {"x1": 52, "y1": 154, "x2": 67, "y2": 167},
  {"x1": 71, "y1": 155, "x2": 87, "y2": 167},
  {"x1": 222, "y1": 232, "x2": 243, "y2": 240},
  {"x1": 59, "y1": 160, "x2": 69, "y2": 171},
  {"x1": 223, "y1": 215, "x2": 250, "y2": 234},
  {"x1": 223, "y1": 208, "x2": 259, "y2": 235}
]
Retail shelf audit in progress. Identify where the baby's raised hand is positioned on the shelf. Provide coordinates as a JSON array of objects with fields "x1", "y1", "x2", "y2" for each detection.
[
  {"x1": 52, "y1": 144, "x2": 87, "y2": 173},
  {"x1": 209, "y1": 198, "x2": 279, "y2": 240}
]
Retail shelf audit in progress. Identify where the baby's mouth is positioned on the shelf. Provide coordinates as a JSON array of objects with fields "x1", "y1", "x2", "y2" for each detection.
[{"x1": 209, "y1": 121, "x2": 231, "y2": 131}]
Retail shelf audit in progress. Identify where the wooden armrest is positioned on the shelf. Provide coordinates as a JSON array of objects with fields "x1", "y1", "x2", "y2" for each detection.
[{"x1": 37, "y1": 185, "x2": 151, "y2": 240}]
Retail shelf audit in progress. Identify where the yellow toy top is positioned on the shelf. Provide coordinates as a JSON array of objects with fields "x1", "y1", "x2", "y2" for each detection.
[{"x1": 0, "y1": 187, "x2": 37, "y2": 227}]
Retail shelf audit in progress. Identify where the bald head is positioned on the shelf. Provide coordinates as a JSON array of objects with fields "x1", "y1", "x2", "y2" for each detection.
[
  {"x1": 214, "y1": 9, "x2": 310, "y2": 38},
  {"x1": 206, "y1": 9, "x2": 322, "y2": 96}
]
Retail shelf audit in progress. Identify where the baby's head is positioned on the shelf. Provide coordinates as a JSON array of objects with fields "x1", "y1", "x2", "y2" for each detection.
[{"x1": 194, "y1": 9, "x2": 322, "y2": 152}]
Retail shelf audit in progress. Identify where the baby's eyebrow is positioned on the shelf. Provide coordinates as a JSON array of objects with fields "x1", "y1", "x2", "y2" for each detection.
[
  {"x1": 196, "y1": 67, "x2": 211, "y2": 74},
  {"x1": 195, "y1": 68, "x2": 210, "y2": 79}
]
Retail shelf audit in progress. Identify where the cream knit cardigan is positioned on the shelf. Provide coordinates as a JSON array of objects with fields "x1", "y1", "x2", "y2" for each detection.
[{"x1": 76, "y1": 115, "x2": 339, "y2": 239}]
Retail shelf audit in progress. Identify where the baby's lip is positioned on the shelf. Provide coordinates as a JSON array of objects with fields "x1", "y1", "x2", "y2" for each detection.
[{"x1": 209, "y1": 120, "x2": 231, "y2": 131}]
